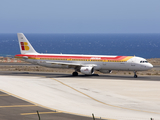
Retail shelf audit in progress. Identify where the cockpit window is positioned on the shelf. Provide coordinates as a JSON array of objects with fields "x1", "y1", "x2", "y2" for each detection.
[{"x1": 140, "y1": 61, "x2": 148, "y2": 63}]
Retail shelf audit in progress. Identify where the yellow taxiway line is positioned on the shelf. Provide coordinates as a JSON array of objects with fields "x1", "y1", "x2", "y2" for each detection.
[
  {"x1": 51, "y1": 78, "x2": 160, "y2": 115},
  {"x1": 21, "y1": 111, "x2": 62, "y2": 115},
  {"x1": 0, "y1": 94, "x2": 10, "y2": 96},
  {"x1": 0, "y1": 76, "x2": 114, "y2": 120},
  {"x1": 0, "y1": 105, "x2": 36, "y2": 108}
]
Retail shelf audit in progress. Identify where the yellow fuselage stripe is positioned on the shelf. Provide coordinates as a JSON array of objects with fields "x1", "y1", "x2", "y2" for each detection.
[{"x1": 15, "y1": 57, "x2": 133, "y2": 62}]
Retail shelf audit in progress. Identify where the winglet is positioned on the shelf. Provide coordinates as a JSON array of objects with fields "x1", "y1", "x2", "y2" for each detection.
[{"x1": 17, "y1": 33, "x2": 38, "y2": 54}]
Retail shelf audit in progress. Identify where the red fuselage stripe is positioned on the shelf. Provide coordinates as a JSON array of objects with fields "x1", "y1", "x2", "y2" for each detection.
[{"x1": 15, "y1": 54, "x2": 128, "y2": 60}]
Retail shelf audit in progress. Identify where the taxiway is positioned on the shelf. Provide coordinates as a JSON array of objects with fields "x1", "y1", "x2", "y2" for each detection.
[{"x1": 0, "y1": 71, "x2": 160, "y2": 120}]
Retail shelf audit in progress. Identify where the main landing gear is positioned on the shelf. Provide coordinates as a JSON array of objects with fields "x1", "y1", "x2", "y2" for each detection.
[
  {"x1": 72, "y1": 71, "x2": 78, "y2": 76},
  {"x1": 134, "y1": 71, "x2": 138, "y2": 78}
]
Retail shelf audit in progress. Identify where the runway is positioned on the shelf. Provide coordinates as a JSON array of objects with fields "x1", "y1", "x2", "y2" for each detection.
[
  {"x1": 0, "y1": 90, "x2": 97, "y2": 120},
  {"x1": 0, "y1": 71, "x2": 160, "y2": 120}
]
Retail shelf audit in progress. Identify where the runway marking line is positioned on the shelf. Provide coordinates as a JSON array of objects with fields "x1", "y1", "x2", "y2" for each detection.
[
  {"x1": 51, "y1": 78, "x2": 160, "y2": 115},
  {"x1": 0, "y1": 77, "x2": 114, "y2": 120},
  {"x1": 0, "y1": 105, "x2": 36, "y2": 108},
  {"x1": 21, "y1": 111, "x2": 62, "y2": 115},
  {"x1": 0, "y1": 89, "x2": 58, "y2": 112},
  {"x1": 0, "y1": 94, "x2": 10, "y2": 96}
]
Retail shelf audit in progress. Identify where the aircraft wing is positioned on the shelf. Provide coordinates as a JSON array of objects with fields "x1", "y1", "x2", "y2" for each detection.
[{"x1": 45, "y1": 61, "x2": 96, "y2": 68}]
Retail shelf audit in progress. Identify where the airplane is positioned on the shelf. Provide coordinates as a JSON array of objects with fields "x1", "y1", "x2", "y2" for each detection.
[{"x1": 15, "y1": 33, "x2": 153, "y2": 78}]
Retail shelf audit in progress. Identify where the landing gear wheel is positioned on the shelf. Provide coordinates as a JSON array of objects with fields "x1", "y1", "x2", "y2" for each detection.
[
  {"x1": 72, "y1": 72, "x2": 78, "y2": 76},
  {"x1": 134, "y1": 75, "x2": 137, "y2": 78},
  {"x1": 133, "y1": 71, "x2": 138, "y2": 78}
]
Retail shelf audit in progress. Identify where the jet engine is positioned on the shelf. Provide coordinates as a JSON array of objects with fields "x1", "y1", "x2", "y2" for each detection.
[
  {"x1": 80, "y1": 67, "x2": 94, "y2": 75},
  {"x1": 99, "y1": 70, "x2": 112, "y2": 74}
]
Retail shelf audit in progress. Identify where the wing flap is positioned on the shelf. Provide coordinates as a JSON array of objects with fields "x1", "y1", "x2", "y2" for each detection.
[
  {"x1": 45, "y1": 61, "x2": 97, "y2": 68},
  {"x1": 46, "y1": 61, "x2": 82, "y2": 67}
]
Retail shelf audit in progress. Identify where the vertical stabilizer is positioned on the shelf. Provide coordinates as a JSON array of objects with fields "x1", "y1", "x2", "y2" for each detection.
[{"x1": 17, "y1": 33, "x2": 38, "y2": 54}]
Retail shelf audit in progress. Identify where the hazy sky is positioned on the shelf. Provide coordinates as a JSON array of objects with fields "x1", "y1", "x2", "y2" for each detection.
[{"x1": 0, "y1": 0, "x2": 160, "y2": 33}]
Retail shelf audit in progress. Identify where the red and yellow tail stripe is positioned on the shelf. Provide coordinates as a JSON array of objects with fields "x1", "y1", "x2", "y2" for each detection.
[{"x1": 20, "y1": 42, "x2": 30, "y2": 51}]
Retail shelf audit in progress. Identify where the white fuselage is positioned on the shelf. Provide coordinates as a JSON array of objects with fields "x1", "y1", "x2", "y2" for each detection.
[
  {"x1": 15, "y1": 33, "x2": 153, "y2": 77},
  {"x1": 15, "y1": 53, "x2": 153, "y2": 72}
]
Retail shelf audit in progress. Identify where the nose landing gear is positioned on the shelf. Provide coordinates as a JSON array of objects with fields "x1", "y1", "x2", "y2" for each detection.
[{"x1": 134, "y1": 71, "x2": 138, "y2": 78}]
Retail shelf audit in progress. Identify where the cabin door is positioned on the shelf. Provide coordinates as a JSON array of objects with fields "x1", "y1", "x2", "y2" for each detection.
[{"x1": 131, "y1": 58, "x2": 136, "y2": 66}]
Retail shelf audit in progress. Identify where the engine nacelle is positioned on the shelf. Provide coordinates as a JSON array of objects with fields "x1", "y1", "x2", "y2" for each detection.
[
  {"x1": 80, "y1": 67, "x2": 94, "y2": 75},
  {"x1": 99, "y1": 70, "x2": 112, "y2": 74}
]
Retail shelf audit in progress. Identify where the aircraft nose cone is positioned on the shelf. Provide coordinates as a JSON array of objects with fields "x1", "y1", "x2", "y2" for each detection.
[{"x1": 147, "y1": 64, "x2": 153, "y2": 69}]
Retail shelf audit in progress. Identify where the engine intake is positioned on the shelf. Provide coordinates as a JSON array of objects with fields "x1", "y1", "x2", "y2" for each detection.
[{"x1": 80, "y1": 67, "x2": 94, "y2": 75}]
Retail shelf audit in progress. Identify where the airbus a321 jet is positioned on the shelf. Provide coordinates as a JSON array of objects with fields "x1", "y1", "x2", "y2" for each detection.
[{"x1": 15, "y1": 33, "x2": 153, "y2": 78}]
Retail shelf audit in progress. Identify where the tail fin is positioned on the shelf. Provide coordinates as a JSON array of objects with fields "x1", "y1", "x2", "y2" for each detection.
[{"x1": 17, "y1": 33, "x2": 38, "y2": 54}]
